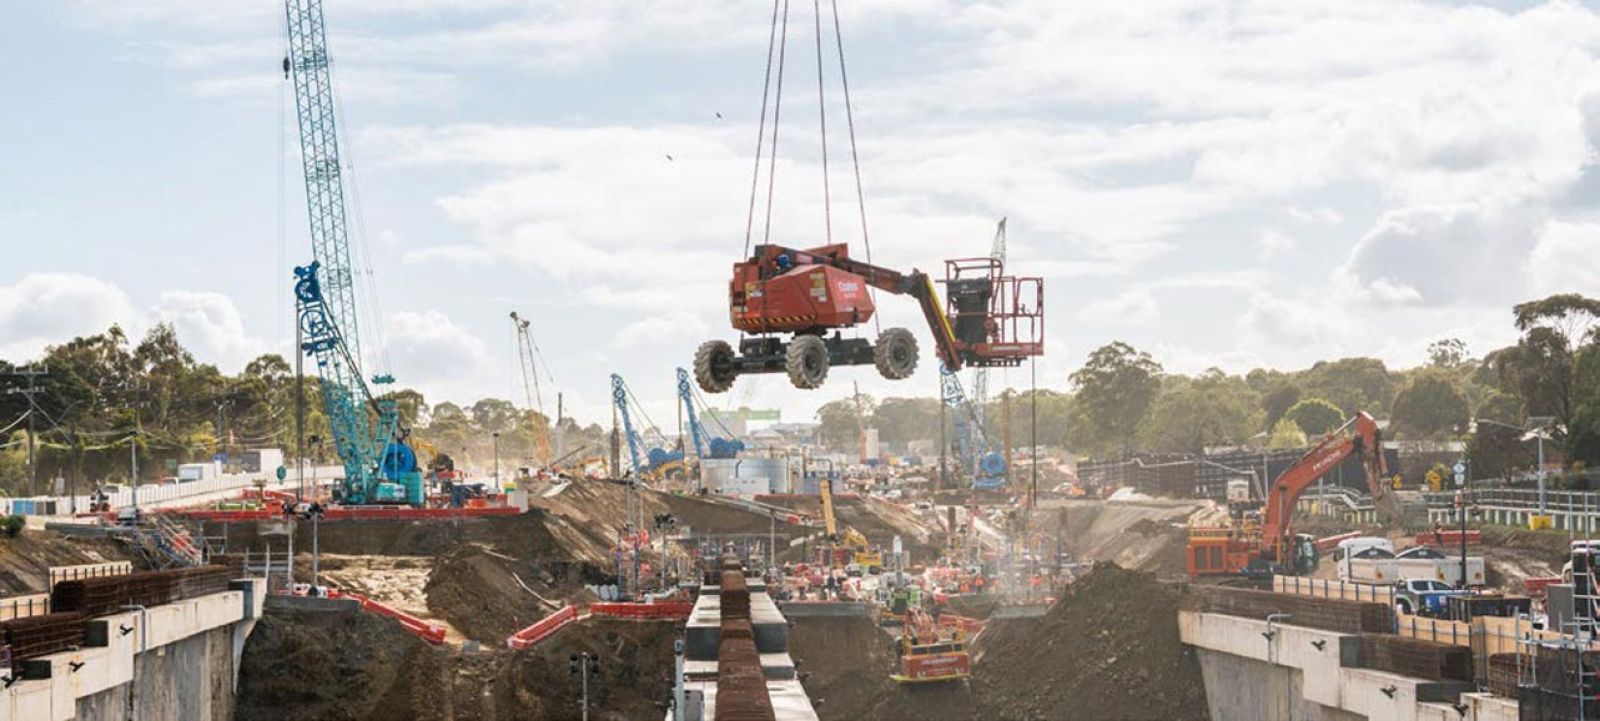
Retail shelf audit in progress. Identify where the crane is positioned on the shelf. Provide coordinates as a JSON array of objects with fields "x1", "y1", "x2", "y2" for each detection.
[
  {"x1": 939, "y1": 364, "x2": 1006, "y2": 490},
  {"x1": 610, "y1": 374, "x2": 681, "y2": 481},
  {"x1": 286, "y1": 0, "x2": 420, "y2": 505},
  {"x1": 1187, "y1": 412, "x2": 1404, "y2": 577},
  {"x1": 511, "y1": 311, "x2": 553, "y2": 470},
  {"x1": 675, "y1": 368, "x2": 743, "y2": 465},
  {"x1": 968, "y1": 219, "x2": 1007, "y2": 451},
  {"x1": 694, "y1": 246, "x2": 1044, "y2": 393}
]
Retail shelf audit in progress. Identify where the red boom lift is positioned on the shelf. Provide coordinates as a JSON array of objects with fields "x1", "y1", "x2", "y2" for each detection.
[
  {"x1": 693, "y1": 244, "x2": 1043, "y2": 393},
  {"x1": 1187, "y1": 411, "x2": 1404, "y2": 577}
]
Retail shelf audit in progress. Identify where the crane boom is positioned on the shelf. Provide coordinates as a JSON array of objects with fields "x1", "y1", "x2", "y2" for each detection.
[
  {"x1": 1262, "y1": 411, "x2": 1398, "y2": 561},
  {"x1": 610, "y1": 374, "x2": 645, "y2": 476},
  {"x1": 286, "y1": 0, "x2": 418, "y2": 505},
  {"x1": 511, "y1": 312, "x2": 552, "y2": 468}
]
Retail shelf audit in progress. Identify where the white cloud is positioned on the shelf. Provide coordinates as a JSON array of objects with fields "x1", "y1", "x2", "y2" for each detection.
[
  {"x1": 1256, "y1": 229, "x2": 1296, "y2": 261},
  {"x1": 1343, "y1": 201, "x2": 1545, "y2": 307},
  {"x1": 1078, "y1": 287, "x2": 1158, "y2": 325},
  {"x1": 1528, "y1": 220, "x2": 1600, "y2": 297},
  {"x1": 384, "y1": 310, "x2": 493, "y2": 385},
  {"x1": 0, "y1": 274, "x2": 137, "y2": 361},
  {"x1": 152, "y1": 290, "x2": 258, "y2": 369}
]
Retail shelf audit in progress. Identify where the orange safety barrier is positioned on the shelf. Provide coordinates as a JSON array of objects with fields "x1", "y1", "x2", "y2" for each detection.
[
  {"x1": 327, "y1": 590, "x2": 447, "y2": 644},
  {"x1": 1313, "y1": 532, "x2": 1363, "y2": 553},
  {"x1": 507, "y1": 605, "x2": 578, "y2": 650},
  {"x1": 1413, "y1": 530, "x2": 1482, "y2": 547},
  {"x1": 588, "y1": 601, "x2": 694, "y2": 620}
]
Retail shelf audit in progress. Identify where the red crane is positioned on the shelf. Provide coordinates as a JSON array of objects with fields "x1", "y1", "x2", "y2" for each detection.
[
  {"x1": 1188, "y1": 412, "x2": 1403, "y2": 577},
  {"x1": 693, "y1": 243, "x2": 1043, "y2": 393}
]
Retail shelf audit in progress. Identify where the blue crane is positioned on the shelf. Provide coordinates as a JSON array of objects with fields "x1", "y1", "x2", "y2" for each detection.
[
  {"x1": 939, "y1": 363, "x2": 1006, "y2": 491},
  {"x1": 286, "y1": 0, "x2": 420, "y2": 505},
  {"x1": 675, "y1": 368, "x2": 744, "y2": 462},
  {"x1": 611, "y1": 374, "x2": 682, "y2": 479}
]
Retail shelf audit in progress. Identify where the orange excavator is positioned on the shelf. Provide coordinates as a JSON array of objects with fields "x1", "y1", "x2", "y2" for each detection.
[{"x1": 1187, "y1": 411, "x2": 1403, "y2": 577}]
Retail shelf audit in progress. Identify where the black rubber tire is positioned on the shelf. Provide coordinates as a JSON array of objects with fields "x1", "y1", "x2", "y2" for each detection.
[
  {"x1": 874, "y1": 327, "x2": 919, "y2": 380},
  {"x1": 694, "y1": 340, "x2": 738, "y2": 393},
  {"x1": 786, "y1": 335, "x2": 829, "y2": 389}
]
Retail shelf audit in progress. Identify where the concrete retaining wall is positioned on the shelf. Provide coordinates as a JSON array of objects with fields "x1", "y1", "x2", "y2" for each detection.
[{"x1": 0, "y1": 579, "x2": 263, "y2": 721}]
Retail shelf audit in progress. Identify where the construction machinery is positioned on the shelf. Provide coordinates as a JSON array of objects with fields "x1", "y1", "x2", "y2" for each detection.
[
  {"x1": 817, "y1": 470, "x2": 882, "y2": 573},
  {"x1": 511, "y1": 311, "x2": 555, "y2": 471},
  {"x1": 1187, "y1": 412, "x2": 1403, "y2": 577},
  {"x1": 674, "y1": 368, "x2": 744, "y2": 466},
  {"x1": 695, "y1": 247, "x2": 1043, "y2": 392},
  {"x1": 285, "y1": 0, "x2": 422, "y2": 506},
  {"x1": 609, "y1": 374, "x2": 682, "y2": 481},
  {"x1": 940, "y1": 364, "x2": 1007, "y2": 491},
  {"x1": 891, "y1": 607, "x2": 971, "y2": 684}
]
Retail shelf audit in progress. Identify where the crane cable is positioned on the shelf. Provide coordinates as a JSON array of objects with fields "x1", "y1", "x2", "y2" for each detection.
[
  {"x1": 741, "y1": 0, "x2": 782, "y2": 258},
  {"x1": 829, "y1": 0, "x2": 879, "y2": 334}
]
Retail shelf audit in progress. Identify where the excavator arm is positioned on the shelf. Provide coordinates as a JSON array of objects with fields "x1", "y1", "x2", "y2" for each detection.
[{"x1": 1261, "y1": 411, "x2": 1398, "y2": 561}]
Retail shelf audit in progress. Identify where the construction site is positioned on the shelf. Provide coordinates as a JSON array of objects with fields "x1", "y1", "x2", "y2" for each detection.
[{"x1": 9, "y1": 1, "x2": 1600, "y2": 720}]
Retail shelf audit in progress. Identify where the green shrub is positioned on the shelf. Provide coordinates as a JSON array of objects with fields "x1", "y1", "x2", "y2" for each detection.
[{"x1": 0, "y1": 515, "x2": 24, "y2": 538}]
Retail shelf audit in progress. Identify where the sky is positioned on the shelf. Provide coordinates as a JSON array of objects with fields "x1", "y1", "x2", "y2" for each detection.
[{"x1": 4, "y1": 0, "x2": 1600, "y2": 430}]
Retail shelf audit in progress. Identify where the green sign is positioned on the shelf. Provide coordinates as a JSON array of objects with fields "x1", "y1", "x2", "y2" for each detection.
[
  {"x1": 275, "y1": 466, "x2": 288, "y2": 481},
  {"x1": 165, "y1": 459, "x2": 178, "y2": 471}
]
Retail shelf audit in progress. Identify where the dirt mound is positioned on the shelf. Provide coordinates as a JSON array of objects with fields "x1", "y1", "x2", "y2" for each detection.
[
  {"x1": 237, "y1": 602, "x2": 429, "y2": 721},
  {"x1": 0, "y1": 529, "x2": 130, "y2": 594},
  {"x1": 424, "y1": 544, "x2": 604, "y2": 643},
  {"x1": 238, "y1": 603, "x2": 678, "y2": 721},
  {"x1": 970, "y1": 563, "x2": 1208, "y2": 721}
]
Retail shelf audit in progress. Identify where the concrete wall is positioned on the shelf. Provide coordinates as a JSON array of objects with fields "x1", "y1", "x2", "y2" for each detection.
[
  {"x1": 0, "y1": 579, "x2": 263, "y2": 721},
  {"x1": 1181, "y1": 610, "x2": 1519, "y2": 721}
]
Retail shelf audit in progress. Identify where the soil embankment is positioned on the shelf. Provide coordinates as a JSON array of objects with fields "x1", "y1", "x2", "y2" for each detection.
[
  {"x1": 788, "y1": 564, "x2": 1209, "y2": 721},
  {"x1": 237, "y1": 601, "x2": 677, "y2": 721}
]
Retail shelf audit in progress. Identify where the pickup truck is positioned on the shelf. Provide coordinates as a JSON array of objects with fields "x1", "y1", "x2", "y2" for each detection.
[
  {"x1": 1338, "y1": 540, "x2": 1485, "y2": 587},
  {"x1": 1394, "y1": 579, "x2": 1469, "y2": 617}
]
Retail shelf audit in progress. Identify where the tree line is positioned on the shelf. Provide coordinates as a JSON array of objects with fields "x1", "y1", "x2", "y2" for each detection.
[
  {"x1": 815, "y1": 293, "x2": 1600, "y2": 483},
  {"x1": 0, "y1": 323, "x2": 606, "y2": 495}
]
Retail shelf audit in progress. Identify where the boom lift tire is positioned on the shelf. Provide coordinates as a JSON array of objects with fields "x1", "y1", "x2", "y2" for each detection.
[
  {"x1": 874, "y1": 327, "x2": 919, "y2": 380},
  {"x1": 694, "y1": 339, "x2": 738, "y2": 393},
  {"x1": 786, "y1": 335, "x2": 830, "y2": 389}
]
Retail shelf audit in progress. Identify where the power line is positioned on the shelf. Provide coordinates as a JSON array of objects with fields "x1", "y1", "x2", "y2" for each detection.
[{"x1": 5, "y1": 364, "x2": 48, "y2": 497}]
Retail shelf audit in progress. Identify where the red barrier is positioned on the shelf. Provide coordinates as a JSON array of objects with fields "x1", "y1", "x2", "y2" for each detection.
[
  {"x1": 1314, "y1": 532, "x2": 1364, "y2": 553},
  {"x1": 170, "y1": 505, "x2": 523, "y2": 522},
  {"x1": 507, "y1": 605, "x2": 578, "y2": 650},
  {"x1": 1414, "y1": 530, "x2": 1482, "y2": 547},
  {"x1": 588, "y1": 601, "x2": 694, "y2": 620},
  {"x1": 327, "y1": 590, "x2": 447, "y2": 644},
  {"x1": 1524, "y1": 576, "x2": 1563, "y2": 598}
]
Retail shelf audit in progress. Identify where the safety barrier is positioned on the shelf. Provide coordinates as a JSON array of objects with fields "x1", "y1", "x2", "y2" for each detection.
[
  {"x1": 589, "y1": 601, "x2": 694, "y2": 620},
  {"x1": 49, "y1": 562, "x2": 133, "y2": 587},
  {"x1": 326, "y1": 590, "x2": 447, "y2": 645},
  {"x1": 507, "y1": 605, "x2": 578, "y2": 650},
  {"x1": 1412, "y1": 530, "x2": 1481, "y2": 547},
  {"x1": 1273, "y1": 576, "x2": 1396, "y2": 605},
  {"x1": 173, "y1": 504, "x2": 522, "y2": 522},
  {"x1": 1312, "y1": 532, "x2": 1363, "y2": 553},
  {"x1": 0, "y1": 594, "x2": 51, "y2": 622}
]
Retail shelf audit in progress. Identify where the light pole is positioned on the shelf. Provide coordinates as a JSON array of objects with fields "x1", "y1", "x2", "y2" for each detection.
[
  {"x1": 569, "y1": 652, "x2": 599, "y2": 721},
  {"x1": 492, "y1": 431, "x2": 501, "y2": 491},
  {"x1": 1474, "y1": 417, "x2": 1555, "y2": 515}
]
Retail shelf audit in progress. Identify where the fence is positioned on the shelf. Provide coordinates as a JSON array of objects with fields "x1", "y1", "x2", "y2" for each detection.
[
  {"x1": 0, "y1": 594, "x2": 50, "y2": 622},
  {"x1": 589, "y1": 601, "x2": 694, "y2": 620},
  {"x1": 0, "y1": 465, "x2": 344, "y2": 517},
  {"x1": 1273, "y1": 576, "x2": 1396, "y2": 605},
  {"x1": 325, "y1": 589, "x2": 447, "y2": 644},
  {"x1": 49, "y1": 562, "x2": 133, "y2": 588}
]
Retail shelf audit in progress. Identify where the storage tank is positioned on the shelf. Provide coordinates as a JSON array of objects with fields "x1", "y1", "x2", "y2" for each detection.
[{"x1": 701, "y1": 458, "x2": 789, "y2": 496}]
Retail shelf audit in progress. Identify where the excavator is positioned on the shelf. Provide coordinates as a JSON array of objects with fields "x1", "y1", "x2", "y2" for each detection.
[
  {"x1": 695, "y1": 247, "x2": 1043, "y2": 392},
  {"x1": 1187, "y1": 411, "x2": 1404, "y2": 577},
  {"x1": 818, "y1": 472, "x2": 882, "y2": 573}
]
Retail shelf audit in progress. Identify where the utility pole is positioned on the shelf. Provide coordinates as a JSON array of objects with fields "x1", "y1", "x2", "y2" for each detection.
[
  {"x1": 493, "y1": 431, "x2": 502, "y2": 490},
  {"x1": 296, "y1": 315, "x2": 307, "y2": 501},
  {"x1": 938, "y1": 389, "x2": 946, "y2": 491},
  {"x1": 6, "y1": 365, "x2": 48, "y2": 497}
]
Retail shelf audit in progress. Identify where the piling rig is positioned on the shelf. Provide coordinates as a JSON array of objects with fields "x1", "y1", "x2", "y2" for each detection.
[{"x1": 695, "y1": 248, "x2": 1043, "y2": 393}]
